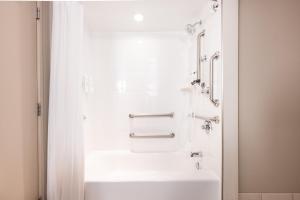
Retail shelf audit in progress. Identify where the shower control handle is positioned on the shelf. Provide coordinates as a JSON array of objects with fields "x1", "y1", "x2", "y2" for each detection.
[
  {"x1": 191, "y1": 79, "x2": 201, "y2": 85},
  {"x1": 201, "y1": 120, "x2": 212, "y2": 133}
]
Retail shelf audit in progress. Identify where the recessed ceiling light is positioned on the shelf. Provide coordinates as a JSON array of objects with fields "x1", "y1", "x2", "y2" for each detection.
[{"x1": 134, "y1": 13, "x2": 144, "y2": 22}]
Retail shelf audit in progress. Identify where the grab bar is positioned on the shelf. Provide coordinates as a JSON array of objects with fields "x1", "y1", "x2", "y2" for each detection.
[
  {"x1": 197, "y1": 30, "x2": 205, "y2": 83},
  {"x1": 190, "y1": 113, "x2": 220, "y2": 123},
  {"x1": 129, "y1": 133, "x2": 175, "y2": 139},
  {"x1": 209, "y1": 51, "x2": 220, "y2": 107},
  {"x1": 192, "y1": 30, "x2": 206, "y2": 86},
  {"x1": 129, "y1": 112, "x2": 174, "y2": 118},
  {"x1": 194, "y1": 114, "x2": 220, "y2": 124}
]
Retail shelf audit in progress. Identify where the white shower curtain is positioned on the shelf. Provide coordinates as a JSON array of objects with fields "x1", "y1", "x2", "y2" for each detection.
[{"x1": 47, "y1": 2, "x2": 84, "y2": 200}]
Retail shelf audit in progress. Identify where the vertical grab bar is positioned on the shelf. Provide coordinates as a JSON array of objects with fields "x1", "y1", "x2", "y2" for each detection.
[
  {"x1": 192, "y1": 30, "x2": 205, "y2": 85},
  {"x1": 197, "y1": 30, "x2": 205, "y2": 83},
  {"x1": 209, "y1": 51, "x2": 220, "y2": 107}
]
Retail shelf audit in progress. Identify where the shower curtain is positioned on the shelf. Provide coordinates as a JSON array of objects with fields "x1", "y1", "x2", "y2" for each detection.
[{"x1": 47, "y1": 2, "x2": 84, "y2": 200}]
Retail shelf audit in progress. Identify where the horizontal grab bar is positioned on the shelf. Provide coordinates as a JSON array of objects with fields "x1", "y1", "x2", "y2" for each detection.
[
  {"x1": 195, "y1": 115, "x2": 220, "y2": 124},
  {"x1": 129, "y1": 133, "x2": 175, "y2": 139},
  {"x1": 190, "y1": 113, "x2": 220, "y2": 124},
  {"x1": 129, "y1": 112, "x2": 174, "y2": 118}
]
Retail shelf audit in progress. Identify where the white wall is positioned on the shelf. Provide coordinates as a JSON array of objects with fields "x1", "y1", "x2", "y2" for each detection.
[
  {"x1": 84, "y1": 32, "x2": 189, "y2": 153},
  {"x1": 83, "y1": 0, "x2": 222, "y2": 179}
]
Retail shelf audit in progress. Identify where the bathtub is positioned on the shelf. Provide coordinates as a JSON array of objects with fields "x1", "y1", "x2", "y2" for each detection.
[{"x1": 85, "y1": 151, "x2": 220, "y2": 200}]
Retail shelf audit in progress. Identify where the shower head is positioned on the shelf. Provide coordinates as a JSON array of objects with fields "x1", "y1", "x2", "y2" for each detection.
[{"x1": 185, "y1": 20, "x2": 202, "y2": 35}]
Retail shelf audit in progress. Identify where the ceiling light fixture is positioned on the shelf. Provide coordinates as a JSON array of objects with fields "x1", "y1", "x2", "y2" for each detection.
[{"x1": 134, "y1": 13, "x2": 144, "y2": 22}]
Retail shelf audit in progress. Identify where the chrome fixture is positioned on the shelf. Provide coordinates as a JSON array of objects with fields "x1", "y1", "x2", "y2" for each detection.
[
  {"x1": 129, "y1": 132, "x2": 175, "y2": 139},
  {"x1": 191, "y1": 79, "x2": 201, "y2": 85},
  {"x1": 197, "y1": 30, "x2": 205, "y2": 85},
  {"x1": 212, "y1": 2, "x2": 219, "y2": 11},
  {"x1": 201, "y1": 83, "x2": 209, "y2": 95},
  {"x1": 190, "y1": 112, "x2": 220, "y2": 124},
  {"x1": 191, "y1": 152, "x2": 203, "y2": 170},
  {"x1": 200, "y1": 55, "x2": 207, "y2": 62},
  {"x1": 195, "y1": 161, "x2": 201, "y2": 170},
  {"x1": 185, "y1": 20, "x2": 202, "y2": 35},
  {"x1": 194, "y1": 114, "x2": 220, "y2": 124},
  {"x1": 211, "y1": 0, "x2": 219, "y2": 12},
  {"x1": 190, "y1": 151, "x2": 203, "y2": 158},
  {"x1": 189, "y1": 113, "x2": 219, "y2": 134},
  {"x1": 202, "y1": 120, "x2": 213, "y2": 133},
  {"x1": 129, "y1": 112, "x2": 174, "y2": 118},
  {"x1": 191, "y1": 30, "x2": 206, "y2": 86},
  {"x1": 212, "y1": 3, "x2": 219, "y2": 11},
  {"x1": 209, "y1": 51, "x2": 220, "y2": 107}
]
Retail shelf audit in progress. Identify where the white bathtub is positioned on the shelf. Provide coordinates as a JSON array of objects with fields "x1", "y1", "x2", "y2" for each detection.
[{"x1": 85, "y1": 151, "x2": 220, "y2": 200}]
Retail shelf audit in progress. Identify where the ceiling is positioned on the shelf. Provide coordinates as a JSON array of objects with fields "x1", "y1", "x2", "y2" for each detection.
[{"x1": 83, "y1": 0, "x2": 208, "y2": 32}]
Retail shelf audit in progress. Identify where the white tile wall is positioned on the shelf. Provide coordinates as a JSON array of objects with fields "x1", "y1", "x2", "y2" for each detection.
[
  {"x1": 239, "y1": 193, "x2": 300, "y2": 200},
  {"x1": 83, "y1": 3, "x2": 223, "y2": 180},
  {"x1": 84, "y1": 32, "x2": 189, "y2": 152}
]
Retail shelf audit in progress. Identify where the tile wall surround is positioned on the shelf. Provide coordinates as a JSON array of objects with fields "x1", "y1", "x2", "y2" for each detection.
[
  {"x1": 83, "y1": 32, "x2": 189, "y2": 152},
  {"x1": 239, "y1": 193, "x2": 300, "y2": 200},
  {"x1": 82, "y1": 1, "x2": 222, "y2": 179}
]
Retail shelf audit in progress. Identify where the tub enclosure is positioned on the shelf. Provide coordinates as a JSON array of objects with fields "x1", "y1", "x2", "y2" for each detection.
[{"x1": 81, "y1": 1, "x2": 223, "y2": 200}]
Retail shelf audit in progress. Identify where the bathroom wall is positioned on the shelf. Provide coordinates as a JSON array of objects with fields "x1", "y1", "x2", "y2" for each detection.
[
  {"x1": 83, "y1": 32, "x2": 189, "y2": 153},
  {"x1": 82, "y1": 2, "x2": 222, "y2": 180},
  {"x1": 239, "y1": 0, "x2": 300, "y2": 193},
  {"x1": 82, "y1": 0, "x2": 223, "y2": 179},
  {"x1": 0, "y1": 2, "x2": 38, "y2": 200}
]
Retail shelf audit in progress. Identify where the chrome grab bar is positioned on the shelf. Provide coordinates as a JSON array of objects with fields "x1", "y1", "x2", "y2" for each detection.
[
  {"x1": 195, "y1": 114, "x2": 220, "y2": 124},
  {"x1": 129, "y1": 112, "x2": 174, "y2": 118},
  {"x1": 197, "y1": 30, "x2": 205, "y2": 83},
  {"x1": 129, "y1": 133, "x2": 175, "y2": 139},
  {"x1": 190, "y1": 113, "x2": 220, "y2": 124},
  {"x1": 192, "y1": 30, "x2": 206, "y2": 86},
  {"x1": 209, "y1": 51, "x2": 220, "y2": 107}
]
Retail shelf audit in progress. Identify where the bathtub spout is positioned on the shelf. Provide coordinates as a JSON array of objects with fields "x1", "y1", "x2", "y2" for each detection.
[{"x1": 190, "y1": 152, "x2": 203, "y2": 158}]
